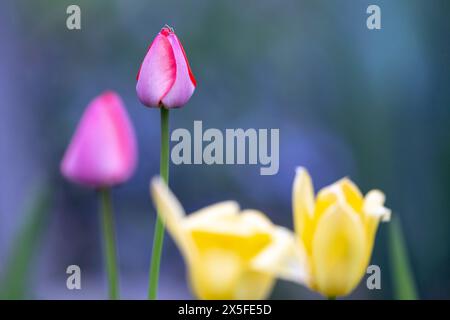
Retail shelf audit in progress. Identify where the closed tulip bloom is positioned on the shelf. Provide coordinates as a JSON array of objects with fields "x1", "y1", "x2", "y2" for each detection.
[
  {"x1": 291, "y1": 167, "x2": 391, "y2": 298},
  {"x1": 61, "y1": 91, "x2": 137, "y2": 188},
  {"x1": 136, "y1": 26, "x2": 196, "y2": 109},
  {"x1": 150, "y1": 177, "x2": 305, "y2": 300}
]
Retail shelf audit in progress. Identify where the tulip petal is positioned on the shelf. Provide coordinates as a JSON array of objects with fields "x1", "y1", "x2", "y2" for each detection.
[
  {"x1": 364, "y1": 190, "x2": 391, "y2": 222},
  {"x1": 61, "y1": 91, "x2": 137, "y2": 187},
  {"x1": 340, "y1": 178, "x2": 364, "y2": 212},
  {"x1": 363, "y1": 189, "x2": 391, "y2": 266},
  {"x1": 240, "y1": 209, "x2": 274, "y2": 232},
  {"x1": 185, "y1": 201, "x2": 240, "y2": 230},
  {"x1": 136, "y1": 34, "x2": 176, "y2": 107},
  {"x1": 189, "y1": 249, "x2": 243, "y2": 300},
  {"x1": 235, "y1": 271, "x2": 275, "y2": 300},
  {"x1": 311, "y1": 202, "x2": 366, "y2": 297},
  {"x1": 188, "y1": 210, "x2": 273, "y2": 261},
  {"x1": 161, "y1": 33, "x2": 196, "y2": 108},
  {"x1": 317, "y1": 178, "x2": 364, "y2": 215},
  {"x1": 293, "y1": 167, "x2": 316, "y2": 253},
  {"x1": 150, "y1": 177, "x2": 196, "y2": 261},
  {"x1": 189, "y1": 230, "x2": 272, "y2": 261},
  {"x1": 251, "y1": 227, "x2": 310, "y2": 285},
  {"x1": 313, "y1": 178, "x2": 365, "y2": 238},
  {"x1": 188, "y1": 211, "x2": 278, "y2": 300},
  {"x1": 190, "y1": 248, "x2": 275, "y2": 300},
  {"x1": 188, "y1": 209, "x2": 269, "y2": 238}
]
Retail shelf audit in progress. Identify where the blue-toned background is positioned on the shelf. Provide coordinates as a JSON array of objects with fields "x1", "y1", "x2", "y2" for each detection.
[{"x1": 0, "y1": 0, "x2": 449, "y2": 299}]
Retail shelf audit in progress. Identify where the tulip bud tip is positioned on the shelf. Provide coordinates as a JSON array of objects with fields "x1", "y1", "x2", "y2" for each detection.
[{"x1": 161, "y1": 24, "x2": 174, "y2": 35}]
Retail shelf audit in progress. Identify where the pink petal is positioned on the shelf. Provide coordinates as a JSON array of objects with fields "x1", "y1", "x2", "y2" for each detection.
[
  {"x1": 136, "y1": 34, "x2": 177, "y2": 108},
  {"x1": 160, "y1": 32, "x2": 196, "y2": 108},
  {"x1": 61, "y1": 91, "x2": 137, "y2": 188}
]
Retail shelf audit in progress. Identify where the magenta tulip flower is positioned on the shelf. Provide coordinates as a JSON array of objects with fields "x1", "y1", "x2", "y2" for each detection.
[
  {"x1": 136, "y1": 25, "x2": 197, "y2": 299},
  {"x1": 61, "y1": 90, "x2": 137, "y2": 299},
  {"x1": 61, "y1": 91, "x2": 137, "y2": 188},
  {"x1": 136, "y1": 25, "x2": 196, "y2": 109}
]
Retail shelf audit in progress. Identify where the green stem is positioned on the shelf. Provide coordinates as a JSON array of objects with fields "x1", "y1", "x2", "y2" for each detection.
[
  {"x1": 148, "y1": 107, "x2": 170, "y2": 299},
  {"x1": 100, "y1": 188, "x2": 120, "y2": 300},
  {"x1": 388, "y1": 216, "x2": 418, "y2": 300}
]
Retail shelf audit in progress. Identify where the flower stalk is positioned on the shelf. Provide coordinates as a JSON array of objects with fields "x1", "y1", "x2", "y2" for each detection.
[
  {"x1": 100, "y1": 188, "x2": 120, "y2": 300},
  {"x1": 148, "y1": 107, "x2": 170, "y2": 299}
]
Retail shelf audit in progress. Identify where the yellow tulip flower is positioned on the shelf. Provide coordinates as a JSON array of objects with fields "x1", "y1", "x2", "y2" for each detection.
[
  {"x1": 150, "y1": 177, "x2": 307, "y2": 300},
  {"x1": 291, "y1": 167, "x2": 391, "y2": 298}
]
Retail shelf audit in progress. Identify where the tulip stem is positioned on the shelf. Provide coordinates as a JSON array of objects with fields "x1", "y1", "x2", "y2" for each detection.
[
  {"x1": 100, "y1": 188, "x2": 120, "y2": 300},
  {"x1": 148, "y1": 107, "x2": 170, "y2": 299}
]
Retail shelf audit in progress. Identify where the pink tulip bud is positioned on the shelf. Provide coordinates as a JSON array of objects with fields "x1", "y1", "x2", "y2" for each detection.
[
  {"x1": 61, "y1": 91, "x2": 138, "y2": 188},
  {"x1": 136, "y1": 26, "x2": 196, "y2": 108}
]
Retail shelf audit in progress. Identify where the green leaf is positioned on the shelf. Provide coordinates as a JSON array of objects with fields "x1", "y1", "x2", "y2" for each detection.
[
  {"x1": 388, "y1": 216, "x2": 418, "y2": 300},
  {"x1": 0, "y1": 184, "x2": 52, "y2": 299}
]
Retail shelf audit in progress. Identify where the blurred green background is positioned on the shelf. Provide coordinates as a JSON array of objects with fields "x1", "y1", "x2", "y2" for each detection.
[{"x1": 0, "y1": 0, "x2": 449, "y2": 299}]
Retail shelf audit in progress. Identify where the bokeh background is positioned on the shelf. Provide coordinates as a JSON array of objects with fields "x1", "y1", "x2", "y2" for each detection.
[{"x1": 0, "y1": 0, "x2": 449, "y2": 299}]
